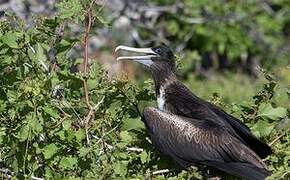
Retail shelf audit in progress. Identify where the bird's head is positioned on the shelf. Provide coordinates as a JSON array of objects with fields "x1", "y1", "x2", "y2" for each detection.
[{"x1": 115, "y1": 45, "x2": 175, "y2": 71}]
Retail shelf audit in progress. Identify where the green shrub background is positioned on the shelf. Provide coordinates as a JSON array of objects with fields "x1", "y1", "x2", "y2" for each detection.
[{"x1": 0, "y1": 0, "x2": 289, "y2": 179}]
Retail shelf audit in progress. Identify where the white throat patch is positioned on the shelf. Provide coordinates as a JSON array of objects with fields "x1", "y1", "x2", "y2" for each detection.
[{"x1": 157, "y1": 86, "x2": 166, "y2": 110}]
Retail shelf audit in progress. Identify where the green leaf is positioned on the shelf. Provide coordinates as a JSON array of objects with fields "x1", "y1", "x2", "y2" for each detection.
[
  {"x1": 36, "y1": 43, "x2": 47, "y2": 63},
  {"x1": 113, "y1": 161, "x2": 128, "y2": 176},
  {"x1": 0, "y1": 127, "x2": 6, "y2": 144},
  {"x1": 140, "y1": 151, "x2": 148, "y2": 164},
  {"x1": 78, "y1": 147, "x2": 91, "y2": 158},
  {"x1": 168, "y1": 21, "x2": 179, "y2": 35},
  {"x1": 17, "y1": 124, "x2": 30, "y2": 142},
  {"x1": 56, "y1": 0, "x2": 83, "y2": 20},
  {"x1": 59, "y1": 156, "x2": 78, "y2": 170},
  {"x1": 121, "y1": 117, "x2": 145, "y2": 132},
  {"x1": 45, "y1": 166, "x2": 54, "y2": 178},
  {"x1": 258, "y1": 103, "x2": 287, "y2": 120},
  {"x1": 43, "y1": 144, "x2": 59, "y2": 159},
  {"x1": 62, "y1": 120, "x2": 71, "y2": 130},
  {"x1": 0, "y1": 100, "x2": 6, "y2": 112},
  {"x1": 0, "y1": 48, "x2": 9, "y2": 55},
  {"x1": 56, "y1": 130, "x2": 66, "y2": 141},
  {"x1": 1, "y1": 31, "x2": 22, "y2": 48},
  {"x1": 27, "y1": 113, "x2": 43, "y2": 134},
  {"x1": 120, "y1": 131, "x2": 133, "y2": 143},
  {"x1": 251, "y1": 120, "x2": 274, "y2": 138},
  {"x1": 65, "y1": 129, "x2": 75, "y2": 142},
  {"x1": 75, "y1": 129, "x2": 85, "y2": 142},
  {"x1": 43, "y1": 106, "x2": 59, "y2": 118}
]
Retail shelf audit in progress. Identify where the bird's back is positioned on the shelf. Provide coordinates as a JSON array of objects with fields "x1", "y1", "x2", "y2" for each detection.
[
  {"x1": 143, "y1": 107, "x2": 271, "y2": 179},
  {"x1": 162, "y1": 81, "x2": 272, "y2": 158}
]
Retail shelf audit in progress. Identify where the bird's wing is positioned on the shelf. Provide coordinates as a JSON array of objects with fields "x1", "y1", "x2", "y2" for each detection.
[
  {"x1": 164, "y1": 82, "x2": 231, "y2": 127},
  {"x1": 165, "y1": 82, "x2": 272, "y2": 158},
  {"x1": 206, "y1": 102, "x2": 272, "y2": 158},
  {"x1": 143, "y1": 107, "x2": 270, "y2": 179}
]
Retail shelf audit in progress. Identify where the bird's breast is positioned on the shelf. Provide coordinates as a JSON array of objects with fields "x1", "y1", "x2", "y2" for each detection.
[{"x1": 157, "y1": 86, "x2": 166, "y2": 110}]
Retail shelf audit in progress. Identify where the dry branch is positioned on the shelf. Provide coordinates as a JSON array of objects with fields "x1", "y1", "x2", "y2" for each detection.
[
  {"x1": 82, "y1": 7, "x2": 93, "y2": 109},
  {"x1": 152, "y1": 169, "x2": 170, "y2": 175},
  {"x1": 269, "y1": 133, "x2": 286, "y2": 147}
]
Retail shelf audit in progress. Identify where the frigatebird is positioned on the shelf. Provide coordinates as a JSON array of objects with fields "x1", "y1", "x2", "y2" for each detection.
[{"x1": 115, "y1": 45, "x2": 272, "y2": 179}]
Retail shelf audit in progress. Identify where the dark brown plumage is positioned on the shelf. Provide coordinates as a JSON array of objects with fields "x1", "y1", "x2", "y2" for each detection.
[
  {"x1": 144, "y1": 107, "x2": 270, "y2": 179},
  {"x1": 115, "y1": 45, "x2": 272, "y2": 179}
]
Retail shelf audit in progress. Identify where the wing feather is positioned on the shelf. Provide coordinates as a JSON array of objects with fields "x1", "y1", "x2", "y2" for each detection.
[
  {"x1": 165, "y1": 82, "x2": 272, "y2": 158},
  {"x1": 143, "y1": 107, "x2": 269, "y2": 178}
]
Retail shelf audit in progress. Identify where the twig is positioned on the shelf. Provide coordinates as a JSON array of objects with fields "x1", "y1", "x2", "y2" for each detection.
[
  {"x1": 84, "y1": 96, "x2": 105, "y2": 144},
  {"x1": 30, "y1": 176, "x2": 44, "y2": 180},
  {"x1": 279, "y1": 170, "x2": 290, "y2": 180},
  {"x1": 152, "y1": 169, "x2": 170, "y2": 175},
  {"x1": 45, "y1": 104, "x2": 71, "y2": 129},
  {"x1": 84, "y1": 108, "x2": 94, "y2": 144},
  {"x1": 61, "y1": 98, "x2": 82, "y2": 121},
  {"x1": 47, "y1": 116, "x2": 69, "y2": 129},
  {"x1": 96, "y1": 124, "x2": 120, "y2": 144},
  {"x1": 81, "y1": 2, "x2": 96, "y2": 145},
  {"x1": 93, "y1": 96, "x2": 105, "y2": 110},
  {"x1": 178, "y1": 16, "x2": 204, "y2": 24},
  {"x1": 0, "y1": 168, "x2": 13, "y2": 179},
  {"x1": 126, "y1": 147, "x2": 144, "y2": 153},
  {"x1": 269, "y1": 133, "x2": 285, "y2": 147},
  {"x1": 103, "y1": 142, "x2": 114, "y2": 150},
  {"x1": 260, "y1": 0, "x2": 274, "y2": 15},
  {"x1": 82, "y1": 5, "x2": 93, "y2": 109},
  {"x1": 92, "y1": 134, "x2": 144, "y2": 154},
  {"x1": 56, "y1": 104, "x2": 70, "y2": 117},
  {"x1": 28, "y1": 43, "x2": 49, "y2": 72},
  {"x1": 22, "y1": 127, "x2": 31, "y2": 175}
]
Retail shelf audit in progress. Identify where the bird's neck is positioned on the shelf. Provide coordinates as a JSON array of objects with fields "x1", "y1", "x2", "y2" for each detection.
[{"x1": 150, "y1": 63, "x2": 177, "y2": 96}]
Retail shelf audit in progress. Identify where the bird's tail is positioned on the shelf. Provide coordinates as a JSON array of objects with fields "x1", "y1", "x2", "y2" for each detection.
[{"x1": 203, "y1": 161, "x2": 271, "y2": 180}]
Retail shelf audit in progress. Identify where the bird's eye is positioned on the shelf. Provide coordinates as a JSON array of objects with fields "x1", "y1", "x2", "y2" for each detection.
[{"x1": 156, "y1": 48, "x2": 161, "y2": 54}]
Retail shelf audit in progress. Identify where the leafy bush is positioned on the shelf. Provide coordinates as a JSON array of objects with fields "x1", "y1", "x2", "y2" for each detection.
[
  {"x1": 0, "y1": 0, "x2": 290, "y2": 179},
  {"x1": 133, "y1": 0, "x2": 290, "y2": 76}
]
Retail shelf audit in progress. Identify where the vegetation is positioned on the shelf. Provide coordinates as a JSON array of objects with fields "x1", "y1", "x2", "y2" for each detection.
[
  {"x1": 139, "y1": 0, "x2": 290, "y2": 76},
  {"x1": 0, "y1": 0, "x2": 289, "y2": 179}
]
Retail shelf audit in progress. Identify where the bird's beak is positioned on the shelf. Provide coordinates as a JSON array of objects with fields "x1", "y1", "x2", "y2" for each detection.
[{"x1": 115, "y1": 45, "x2": 158, "y2": 67}]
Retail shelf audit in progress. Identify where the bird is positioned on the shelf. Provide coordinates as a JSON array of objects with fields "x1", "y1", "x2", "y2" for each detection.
[{"x1": 115, "y1": 45, "x2": 272, "y2": 179}]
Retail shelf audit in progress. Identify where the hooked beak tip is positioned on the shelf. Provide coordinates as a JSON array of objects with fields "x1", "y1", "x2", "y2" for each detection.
[{"x1": 115, "y1": 45, "x2": 124, "y2": 52}]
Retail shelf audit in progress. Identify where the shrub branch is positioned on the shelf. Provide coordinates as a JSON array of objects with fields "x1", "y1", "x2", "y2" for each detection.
[
  {"x1": 82, "y1": 2, "x2": 97, "y2": 144},
  {"x1": 82, "y1": 7, "x2": 93, "y2": 109}
]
